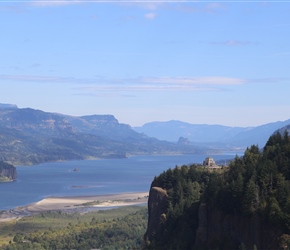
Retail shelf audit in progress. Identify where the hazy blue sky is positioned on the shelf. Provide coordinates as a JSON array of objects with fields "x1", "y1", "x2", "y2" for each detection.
[{"x1": 1, "y1": 1, "x2": 290, "y2": 127}]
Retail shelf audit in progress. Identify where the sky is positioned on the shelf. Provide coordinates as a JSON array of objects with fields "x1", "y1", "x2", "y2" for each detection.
[{"x1": 0, "y1": 0, "x2": 290, "y2": 127}]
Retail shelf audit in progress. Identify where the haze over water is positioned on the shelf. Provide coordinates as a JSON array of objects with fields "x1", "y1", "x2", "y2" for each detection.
[{"x1": 0, "y1": 154, "x2": 240, "y2": 210}]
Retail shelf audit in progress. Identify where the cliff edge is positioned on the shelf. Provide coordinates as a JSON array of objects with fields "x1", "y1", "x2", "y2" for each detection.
[
  {"x1": 145, "y1": 173, "x2": 285, "y2": 249},
  {"x1": 144, "y1": 133, "x2": 290, "y2": 249},
  {"x1": 194, "y1": 202, "x2": 281, "y2": 249},
  {"x1": 0, "y1": 161, "x2": 17, "y2": 182},
  {"x1": 144, "y1": 187, "x2": 168, "y2": 244}
]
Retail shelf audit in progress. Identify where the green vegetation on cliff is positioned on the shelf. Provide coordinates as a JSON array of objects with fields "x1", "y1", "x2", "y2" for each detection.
[
  {"x1": 145, "y1": 131, "x2": 290, "y2": 249},
  {"x1": 0, "y1": 162, "x2": 17, "y2": 182}
]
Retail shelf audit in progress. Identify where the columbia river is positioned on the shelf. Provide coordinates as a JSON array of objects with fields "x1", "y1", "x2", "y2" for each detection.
[{"x1": 0, "y1": 153, "x2": 241, "y2": 210}]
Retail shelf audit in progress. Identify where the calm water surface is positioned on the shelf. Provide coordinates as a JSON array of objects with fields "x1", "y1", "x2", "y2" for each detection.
[{"x1": 0, "y1": 154, "x2": 240, "y2": 210}]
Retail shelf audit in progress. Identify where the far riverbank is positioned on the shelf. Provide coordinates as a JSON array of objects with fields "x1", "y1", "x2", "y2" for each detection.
[{"x1": 0, "y1": 154, "x2": 241, "y2": 211}]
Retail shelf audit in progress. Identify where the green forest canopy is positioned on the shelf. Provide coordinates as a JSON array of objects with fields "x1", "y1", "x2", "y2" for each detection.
[{"x1": 146, "y1": 131, "x2": 290, "y2": 249}]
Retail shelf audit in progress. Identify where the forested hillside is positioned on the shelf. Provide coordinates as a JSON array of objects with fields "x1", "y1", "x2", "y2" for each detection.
[
  {"x1": 145, "y1": 131, "x2": 290, "y2": 249},
  {"x1": 0, "y1": 161, "x2": 17, "y2": 182},
  {"x1": 0, "y1": 106, "x2": 205, "y2": 165}
]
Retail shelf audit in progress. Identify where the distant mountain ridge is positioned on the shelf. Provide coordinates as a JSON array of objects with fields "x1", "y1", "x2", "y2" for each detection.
[
  {"x1": 0, "y1": 103, "x2": 18, "y2": 109},
  {"x1": 134, "y1": 119, "x2": 290, "y2": 148},
  {"x1": 276, "y1": 124, "x2": 290, "y2": 135},
  {"x1": 1, "y1": 103, "x2": 289, "y2": 165},
  {"x1": 0, "y1": 105, "x2": 204, "y2": 165},
  {"x1": 65, "y1": 114, "x2": 141, "y2": 141}
]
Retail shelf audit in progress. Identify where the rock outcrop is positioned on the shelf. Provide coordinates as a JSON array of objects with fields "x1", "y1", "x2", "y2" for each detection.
[
  {"x1": 195, "y1": 203, "x2": 281, "y2": 249},
  {"x1": 145, "y1": 188, "x2": 284, "y2": 249},
  {"x1": 145, "y1": 133, "x2": 290, "y2": 249},
  {"x1": 0, "y1": 161, "x2": 17, "y2": 181},
  {"x1": 177, "y1": 136, "x2": 191, "y2": 145},
  {"x1": 144, "y1": 187, "x2": 169, "y2": 243}
]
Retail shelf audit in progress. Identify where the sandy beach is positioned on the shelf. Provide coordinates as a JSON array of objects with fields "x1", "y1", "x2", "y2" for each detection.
[{"x1": 0, "y1": 192, "x2": 148, "y2": 222}]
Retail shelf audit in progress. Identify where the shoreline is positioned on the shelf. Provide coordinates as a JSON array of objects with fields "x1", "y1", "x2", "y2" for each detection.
[{"x1": 0, "y1": 192, "x2": 149, "y2": 222}]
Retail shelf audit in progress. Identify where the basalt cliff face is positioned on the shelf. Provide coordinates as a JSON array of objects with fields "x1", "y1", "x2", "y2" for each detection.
[
  {"x1": 195, "y1": 203, "x2": 281, "y2": 249},
  {"x1": 144, "y1": 132, "x2": 290, "y2": 249},
  {"x1": 145, "y1": 185, "x2": 283, "y2": 249},
  {"x1": 145, "y1": 187, "x2": 169, "y2": 243},
  {"x1": 0, "y1": 161, "x2": 17, "y2": 182}
]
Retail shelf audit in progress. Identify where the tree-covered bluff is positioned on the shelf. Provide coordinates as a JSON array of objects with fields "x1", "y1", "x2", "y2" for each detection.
[
  {"x1": 145, "y1": 131, "x2": 290, "y2": 249},
  {"x1": 0, "y1": 161, "x2": 17, "y2": 182}
]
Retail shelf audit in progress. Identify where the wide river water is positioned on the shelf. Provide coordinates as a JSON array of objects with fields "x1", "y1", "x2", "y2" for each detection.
[{"x1": 0, "y1": 153, "x2": 241, "y2": 210}]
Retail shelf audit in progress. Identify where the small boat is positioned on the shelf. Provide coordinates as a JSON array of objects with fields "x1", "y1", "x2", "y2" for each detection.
[{"x1": 73, "y1": 168, "x2": 79, "y2": 172}]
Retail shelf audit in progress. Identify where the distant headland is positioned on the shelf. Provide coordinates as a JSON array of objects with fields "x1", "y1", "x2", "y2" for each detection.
[{"x1": 0, "y1": 161, "x2": 17, "y2": 182}]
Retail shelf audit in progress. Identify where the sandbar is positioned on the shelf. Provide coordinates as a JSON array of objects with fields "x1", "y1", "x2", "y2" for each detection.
[{"x1": 0, "y1": 192, "x2": 148, "y2": 222}]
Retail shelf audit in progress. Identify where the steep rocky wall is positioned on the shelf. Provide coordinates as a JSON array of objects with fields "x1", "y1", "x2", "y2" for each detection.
[
  {"x1": 0, "y1": 163, "x2": 17, "y2": 181},
  {"x1": 145, "y1": 189, "x2": 283, "y2": 249},
  {"x1": 195, "y1": 203, "x2": 282, "y2": 249},
  {"x1": 144, "y1": 187, "x2": 168, "y2": 243}
]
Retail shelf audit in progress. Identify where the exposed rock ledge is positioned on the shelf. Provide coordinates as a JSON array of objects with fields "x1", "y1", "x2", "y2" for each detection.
[
  {"x1": 0, "y1": 161, "x2": 17, "y2": 182},
  {"x1": 144, "y1": 187, "x2": 283, "y2": 249},
  {"x1": 144, "y1": 187, "x2": 169, "y2": 242},
  {"x1": 195, "y1": 203, "x2": 282, "y2": 249}
]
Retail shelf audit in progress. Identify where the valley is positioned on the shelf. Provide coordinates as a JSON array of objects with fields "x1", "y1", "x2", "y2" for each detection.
[{"x1": 1, "y1": 104, "x2": 290, "y2": 249}]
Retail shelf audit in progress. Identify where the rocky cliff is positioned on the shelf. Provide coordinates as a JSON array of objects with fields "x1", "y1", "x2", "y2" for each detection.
[
  {"x1": 144, "y1": 135, "x2": 290, "y2": 249},
  {"x1": 195, "y1": 203, "x2": 282, "y2": 249},
  {"x1": 145, "y1": 187, "x2": 169, "y2": 243},
  {"x1": 145, "y1": 186, "x2": 283, "y2": 249},
  {"x1": 0, "y1": 161, "x2": 17, "y2": 182}
]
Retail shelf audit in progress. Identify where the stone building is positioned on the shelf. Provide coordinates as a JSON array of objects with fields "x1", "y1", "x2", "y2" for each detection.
[{"x1": 203, "y1": 157, "x2": 216, "y2": 167}]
